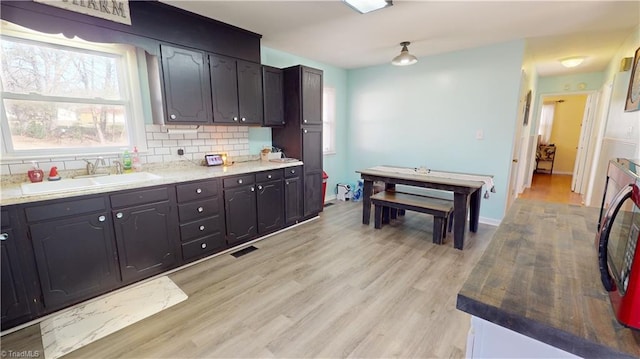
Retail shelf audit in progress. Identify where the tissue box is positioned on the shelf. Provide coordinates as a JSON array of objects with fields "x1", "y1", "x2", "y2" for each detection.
[{"x1": 261, "y1": 152, "x2": 282, "y2": 161}]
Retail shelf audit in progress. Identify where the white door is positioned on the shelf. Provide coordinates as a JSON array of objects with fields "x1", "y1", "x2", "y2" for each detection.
[
  {"x1": 572, "y1": 93, "x2": 597, "y2": 193},
  {"x1": 507, "y1": 74, "x2": 528, "y2": 209}
]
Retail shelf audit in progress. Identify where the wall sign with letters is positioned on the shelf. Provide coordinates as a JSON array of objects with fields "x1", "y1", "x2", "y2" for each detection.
[{"x1": 33, "y1": 0, "x2": 131, "y2": 25}]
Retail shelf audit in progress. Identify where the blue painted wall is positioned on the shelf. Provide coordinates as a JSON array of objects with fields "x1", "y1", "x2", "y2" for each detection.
[{"x1": 346, "y1": 40, "x2": 526, "y2": 221}]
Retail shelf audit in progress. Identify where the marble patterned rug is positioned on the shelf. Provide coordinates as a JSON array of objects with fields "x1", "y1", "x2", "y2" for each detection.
[{"x1": 40, "y1": 276, "x2": 188, "y2": 359}]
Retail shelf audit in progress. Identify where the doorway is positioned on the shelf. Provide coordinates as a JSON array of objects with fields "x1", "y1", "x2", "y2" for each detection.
[{"x1": 519, "y1": 93, "x2": 590, "y2": 205}]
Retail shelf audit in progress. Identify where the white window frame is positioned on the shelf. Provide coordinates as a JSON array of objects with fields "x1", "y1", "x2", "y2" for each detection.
[
  {"x1": 322, "y1": 87, "x2": 336, "y2": 155},
  {"x1": 0, "y1": 22, "x2": 147, "y2": 160}
]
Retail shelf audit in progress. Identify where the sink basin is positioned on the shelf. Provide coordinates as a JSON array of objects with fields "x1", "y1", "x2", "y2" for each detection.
[
  {"x1": 20, "y1": 172, "x2": 163, "y2": 195},
  {"x1": 21, "y1": 178, "x2": 99, "y2": 195},
  {"x1": 91, "y1": 172, "x2": 162, "y2": 185}
]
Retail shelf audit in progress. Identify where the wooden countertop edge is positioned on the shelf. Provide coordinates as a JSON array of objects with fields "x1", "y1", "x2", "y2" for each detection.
[{"x1": 455, "y1": 293, "x2": 637, "y2": 359}]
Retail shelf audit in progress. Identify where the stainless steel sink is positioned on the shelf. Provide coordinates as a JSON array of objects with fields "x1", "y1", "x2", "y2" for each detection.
[{"x1": 21, "y1": 172, "x2": 163, "y2": 195}]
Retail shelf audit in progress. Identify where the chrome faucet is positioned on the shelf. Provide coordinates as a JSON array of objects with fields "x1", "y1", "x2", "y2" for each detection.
[{"x1": 83, "y1": 157, "x2": 106, "y2": 175}]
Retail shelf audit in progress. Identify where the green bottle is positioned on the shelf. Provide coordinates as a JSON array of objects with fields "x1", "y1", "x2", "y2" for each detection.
[{"x1": 122, "y1": 149, "x2": 132, "y2": 172}]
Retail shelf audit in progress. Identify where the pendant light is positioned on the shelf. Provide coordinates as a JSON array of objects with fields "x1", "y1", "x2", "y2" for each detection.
[{"x1": 391, "y1": 41, "x2": 418, "y2": 66}]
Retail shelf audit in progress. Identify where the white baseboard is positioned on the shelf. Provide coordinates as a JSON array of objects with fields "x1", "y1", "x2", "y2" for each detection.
[{"x1": 479, "y1": 216, "x2": 500, "y2": 226}]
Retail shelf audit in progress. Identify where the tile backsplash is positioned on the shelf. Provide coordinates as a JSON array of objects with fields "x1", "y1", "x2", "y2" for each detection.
[{"x1": 1, "y1": 124, "x2": 253, "y2": 179}]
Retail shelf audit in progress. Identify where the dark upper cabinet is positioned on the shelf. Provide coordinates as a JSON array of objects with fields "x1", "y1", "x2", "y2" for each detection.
[
  {"x1": 160, "y1": 44, "x2": 213, "y2": 124},
  {"x1": 1, "y1": 209, "x2": 34, "y2": 330},
  {"x1": 27, "y1": 198, "x2": 121, "y2": 312},
  {"x1": 210, "y1": 54, "x2": 263, "y2": 125},
  {"x1": 224, "y1": 175, "x2": 258, "y2": 245},
  {"x1": 111, "y1": 188, "x2": 179, "y2": 284},
  {"x1": 284, "y1": 166, "x2": 303, "y2": 225},
  {"x1": 301, "y1": 67, "x2": 323, "y2": 125},
  {"x1": 262, "y1": 66, "x2": 285, "y2": 126},
  {"x1": 256, "y1": 170, "x2": 284, "y2": 234}
]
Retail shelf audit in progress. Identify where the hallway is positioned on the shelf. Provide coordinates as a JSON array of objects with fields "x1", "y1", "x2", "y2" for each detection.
[{"x1": 518, "y1": 173, "x2": 583, "y2": 206}]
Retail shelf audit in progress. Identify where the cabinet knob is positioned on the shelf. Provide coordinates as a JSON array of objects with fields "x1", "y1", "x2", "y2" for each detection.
[
  {"x1": 241, "y1": 117, "x2": 246, "y2": 122},
  {"x1": 282, "y1": 121, "x2": 285, "y2": 124},
  {"x1": 304, "y1": 119, "x2": 308, "y2": 123},
  {"x1": 290, "y1": 169, "x2": 296, "y2": 174},
  {"x1": 304, "y1": 129, "x2": 308, "y2": 134},
  {"x1": 257, "y1": 185, "x2": 263, "y2": 190},
  {"x1": 238, "y1": 179, "x2": 243, "y2": 184},
  {"x1": 233, "y1": 117, "x2": 238, "y2": 122},
  {"x1": 116, "y1": 212, "x2": 123, "y2": 219},
  {"x1": 285, "y1": 181, "x2": 289, "y2": 185},
  {"x1": 0, "y1": 233, "x2": 8, "y2": 241},
  {"x1": 98, "y1": 215, "x2": 106, "y2": 222},
  {"x1": 170, "y1": 114, "x2": 176, "y2": 120},
  {"x1": 267, "y1": 174, "x2": 272, "y2": 179},
  {"x1": 201, "y1": 243, "x2": 207, "y2": 249},
  {"x1": 196, "y1": 188, "x2": 202, "y2": 194},
  {"x1": 197, "y1": 207, "x2": 204, "y2": 213},
  {"x1": 250, "y1": 187, "x2": 255, "y2": 192},
  {"x1": 199, "y1": 225, "x2": 205, "y2": 231}
]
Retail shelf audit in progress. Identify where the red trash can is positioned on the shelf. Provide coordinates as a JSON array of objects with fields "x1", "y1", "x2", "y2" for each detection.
[{"x1": 322, "y1": 171, "x2": 329, "y2": 204}]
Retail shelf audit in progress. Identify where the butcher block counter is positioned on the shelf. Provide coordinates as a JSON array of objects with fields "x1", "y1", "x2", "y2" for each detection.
[{"x1": 456, "y1": 199, "x2": 640, "y2": 358}]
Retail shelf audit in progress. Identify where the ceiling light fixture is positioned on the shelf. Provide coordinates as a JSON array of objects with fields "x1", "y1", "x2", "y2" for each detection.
[
  {"x1": 391, "y1": 41, "x2": 418, "y2": 66},
  {"x1": 560, "y1": 57, "x2": 585, "y2": 68},
  {"x1": 343, "y1": 0, "x2": 392, "y2": 14}
]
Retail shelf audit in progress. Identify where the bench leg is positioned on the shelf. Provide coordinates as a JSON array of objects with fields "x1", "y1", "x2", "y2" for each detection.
[
  {"x1": 374, "y1": 204, "x2": 383, "y2": 229},
  {"x1": 433, "y1": 216, "x2": 444, "y2": 245},
  {"x1": 390, "y1": 208, "x2": 398, "y2": 219},
  {"x1": 382, "y1": 206, "x2": 391, "y2": 224},
  {"x1": 398, "y1": 209, "x2": 406, "y2": 216},
  {"x1": 447, "y1": 212, "x2": 454, "y2": 233}
]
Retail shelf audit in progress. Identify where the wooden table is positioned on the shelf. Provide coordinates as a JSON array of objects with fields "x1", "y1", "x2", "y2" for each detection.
[{"x1": 357, "y1": 166, "x2": 490, "y2": 250}]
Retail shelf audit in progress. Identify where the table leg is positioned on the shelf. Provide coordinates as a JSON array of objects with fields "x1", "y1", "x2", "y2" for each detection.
[
  {"x1": 362, "y1": 179, "x2": 373, "y2": 225},
  {"x1": 453, "y1": 193, "x2": 470, "y2": 250},
  {"x1": 469, "y1": 188, "x2": 482, "y2": 232}
]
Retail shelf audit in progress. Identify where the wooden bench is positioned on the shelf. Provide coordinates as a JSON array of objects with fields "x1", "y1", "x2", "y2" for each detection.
[{"x1": 371, "y1": 190, "x2": 454, "y2": 244}]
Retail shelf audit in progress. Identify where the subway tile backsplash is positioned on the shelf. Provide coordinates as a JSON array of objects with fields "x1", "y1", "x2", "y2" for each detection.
[{"x1": 1, "y1": 124, "x2": 252, "y2": 177}]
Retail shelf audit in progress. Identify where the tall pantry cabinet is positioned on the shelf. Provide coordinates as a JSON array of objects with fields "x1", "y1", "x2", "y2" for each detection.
[{"x1": 272, "y1": 65, "x2": 324, "y2": 218}]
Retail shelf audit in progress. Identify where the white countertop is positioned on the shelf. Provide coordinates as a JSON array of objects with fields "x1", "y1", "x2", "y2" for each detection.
[{"x1": 1, "y1": 160, "x2": 303, "y2": 206}]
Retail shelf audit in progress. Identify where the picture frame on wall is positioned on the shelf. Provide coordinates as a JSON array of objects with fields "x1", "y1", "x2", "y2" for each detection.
[
  {"x1": 523, "y1": 90, "x2": 532, "y2": 125},
  {"x1": 625, "y1": 47, "x2": 640, "y2": 112}
]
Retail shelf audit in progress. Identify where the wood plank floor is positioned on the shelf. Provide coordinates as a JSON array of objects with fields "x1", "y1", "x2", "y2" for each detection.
[
  {"x1": 518, "y1": 173, "x2": 583, "y2": 205},
  {"x1": 1, "y1": 201, "x2": 496, "y2": 358}
]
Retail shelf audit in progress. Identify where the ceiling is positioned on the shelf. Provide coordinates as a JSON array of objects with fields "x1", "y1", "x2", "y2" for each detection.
[{"x1": 161, "y1": 1, "x2": 640, "y2": 77}]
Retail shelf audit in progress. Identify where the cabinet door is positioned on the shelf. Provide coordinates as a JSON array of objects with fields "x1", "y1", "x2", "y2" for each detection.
[
  {"x1": 112, "y1": 202, "x2": 178, "y2": 283},
  {"x1": 210, "y1": 54, "x2": 239, "y2": 124},
  {"x1": 301, "y1": 67, "x2": 323, "y2": 125},
  {"x1": 304, "y1": 172, "x2": 324, "y2": 217},
  {"x1": 257, "y1": 180, "x2": 284, "y2": 234},
  {"x1": 224, "y1": 186, "x2": 257, "y2": 245},
  {"x1": 262, "y1": 66, "x2": 284, "y2": 126},
  {"x1": 30, "y1": 213, "x2": 120, "y2": 311},
  {"x1": 302, "y1": 126, "x2": 323, "y2": 173},
  {"x1": 1, "y1": 228, "x2": 32, "y2": 329},
  {"x1": 160, "y1": 44, "x2": 212, "y2": 124},
  {"x1": 284, "y1": 176, "x2": 303, "y2": 225},
  {"x1": 237, "y1": 60, "x2": 263, "y2": 124}
]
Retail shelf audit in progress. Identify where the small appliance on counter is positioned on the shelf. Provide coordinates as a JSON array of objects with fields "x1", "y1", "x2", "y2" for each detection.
[{"x1": 596, "y1": 158, "x2": 640, "y2": 330}]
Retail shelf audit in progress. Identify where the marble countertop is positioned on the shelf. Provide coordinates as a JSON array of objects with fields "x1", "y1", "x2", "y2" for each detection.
[
  {"x1": 456, "y1": 199, "x2": 640, "y2": 358},
  {"x1": 1, "y1": 159, "x2": 303, "y2": 206}
]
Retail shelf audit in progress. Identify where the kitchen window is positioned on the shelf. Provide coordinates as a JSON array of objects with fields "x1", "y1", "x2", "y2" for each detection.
[
  {"x1": 0, "y1": 22, "x2": 146, "y2": 159},
  {"x1": 322, "y1": 87, "x2": 336, "y2": 154}
]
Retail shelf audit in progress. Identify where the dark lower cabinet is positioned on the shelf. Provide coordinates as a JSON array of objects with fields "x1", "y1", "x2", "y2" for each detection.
[
  {"x1": 224, "y1": 181, "x2": 258, "y2": 246},
  {"x1": 304, "y1": 172, "x2": 324, "y2": 217},
  {"x1": 29, "y1": 211, "x2": 120, "y2": 311},
  {"x1": 1, "y1": 227, "x2": 33, "y2": 330},
  {"x1": 257, "y1": 178, "x2": 284, "y2": 234},
  {"x1": 284, "y1": 176, "x2": 303, "y2": 225}
]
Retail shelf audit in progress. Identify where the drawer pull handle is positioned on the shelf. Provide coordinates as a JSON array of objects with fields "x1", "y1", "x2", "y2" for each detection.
[
  {"x1": 0, "y1": 233, "x2": 8, "y2": 241},
  {"x1": 170, "y1": 114, "x2": 176, "y2": 120},
  {"x1": 290, "y1": 169, "x2": 295, "y2": 174},
  {"x1": 201, "y1": 243, "x2": 207, "y2": 249},
  {"x1": 250, "y1": 187, "x2": 255, "y2": 192},
  {"x1": 116, "y1": 212, "x2": 123, "y2": 219},
  {"x1": 233, "y1": 117, "x2": 238, "y2": 122},
  {"x1": 267, "y1": 174, "x2": 272, "y2": 179},
  {"x1": 196, "y1": 188, "x2": 202, "y2": 194},
  {"x1": 238, "y1": 179, "x2": 243, "y2": 184},
  {"x1": 257, "y1": 185, "x2": 263, "y2": 190},
  {"x1": 98, "y1": 215, "x2": 106, "y2": 222},
  {"x1": 199, "y1": 225, "x2": 205, "y2": 231},
  {"x1": 241, "y1": 117, "x2": 246, "y2": 122},
  {"x1": 197, "y1": 207, "x2": 204, "y2": 213}
]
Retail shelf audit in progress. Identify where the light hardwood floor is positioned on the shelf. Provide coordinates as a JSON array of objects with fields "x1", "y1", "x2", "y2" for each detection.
[
  {"x1": 518, "y1": 173, "x2": 583, "y2": 205},
  {"x1": 1, "y1": 201, "x2": 496, "y2": 358}
]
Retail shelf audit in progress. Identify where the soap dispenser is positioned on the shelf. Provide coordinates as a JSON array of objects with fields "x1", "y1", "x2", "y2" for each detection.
[{"x1": 27, "y1": 161, "x2": 44, "y2": 183}]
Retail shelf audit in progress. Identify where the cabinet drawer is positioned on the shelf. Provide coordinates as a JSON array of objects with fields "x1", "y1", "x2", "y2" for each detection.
[
  {"x1": 223, "y1": 174, "x2": 255, "y2": 188},
  {"x1": 181, "y1": 232, "x2": 225, "y2": 261},
  {"x1": 1, "y1": 210, "x2": 10, "y2": 228},
  {"x1": 284, "y1": 166, "x2": 302, "y2": 179},
  {"x1": 256, "y1": 169, "x2": 282, "y2": 182},
  {"x1": 179, "y1": 215, "x2": 223, "y2": 242},
  {"x1": 176, "y1": 180, "x2": 219, "y2": 203},
  {"x1": 25, "y1": 197, "x2": 107, "y2": 222},
  {"x1": 111, "y1": 187, "x2": 169, "y2": 208},
  {"x1": 178, "y1": 199, "x2": 221, "y2": 223}
]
